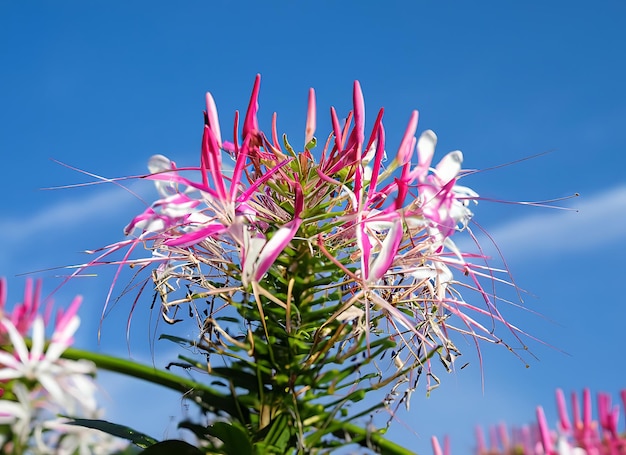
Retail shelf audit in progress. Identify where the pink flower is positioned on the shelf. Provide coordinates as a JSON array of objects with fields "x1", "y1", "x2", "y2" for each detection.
[{"x1": 464, "y1": 388, "x2": 626, "y2": 454}]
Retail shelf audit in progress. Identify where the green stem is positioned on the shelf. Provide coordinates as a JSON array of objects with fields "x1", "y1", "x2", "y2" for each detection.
[
  {"x1": 62, "y1": 347, "x2": 416, "y2": 455},
  {"x1": 62, "y1": 347, "x2": 210, "y2": 396}
]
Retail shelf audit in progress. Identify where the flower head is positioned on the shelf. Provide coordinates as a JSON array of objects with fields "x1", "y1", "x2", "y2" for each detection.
[{"x1": 74, "y1": 75, "x2": 530, "y2": 407}]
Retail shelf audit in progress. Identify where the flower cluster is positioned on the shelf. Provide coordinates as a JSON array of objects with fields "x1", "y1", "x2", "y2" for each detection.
[
  {"x1": 0, "y1": 278, "x2": 127, "y2": 454},
  {"x1": 433, "y1": 388, "x2": 626, "y2": 455},
  {"x1": 81, "y1": 75, "x2": 527, "y2": 408}
]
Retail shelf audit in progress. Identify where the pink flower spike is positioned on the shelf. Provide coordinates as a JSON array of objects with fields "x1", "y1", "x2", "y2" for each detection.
[
  {"x1": 583, "y1": 388, "x2": 592, "y2": 430},
  {"x1": 0, "y1": 277, "x2": 6, "y2": 314},
  {"x1": 621, "y1": 390, "x2": 626, "y2": 429},
  {"x1": 475, "y1": 426, "x2": 487, "y2": 453},
  {"x1": 431, "y1": 436, "x2": 443, "y2": 455},
  {"x1": 488, "y1": 426, "x2": 498, "y2": 452},
  {"x1": 230, "y1": 135, "x2": 250, "y2": 199},
  {"x1": 536, "y1": 406, "x2": 555, "y2": 454},
  {"x1": 243, "y1": 74, "x2": 261, "y2": 140},
  {"x1": 572, "y1": 391, "x2": 581, "y2": 429},
  {"x1": 598, "y1": 393, "x2": 609, "y2": 430},
  {"x1": 305, "y1": 87, "x2": 316, "y2": 146},
  {"x1": 232, "y1": 110, "x2": 240, "y2": 154},
  {"x1": 202, "y1": 124, "x2": 227, "y2": 201},
  {"x1": 205, "y1": 92, "x2": 222, "y2": 147},
  {"x1": 366, "y1": 118, "x2": 386, "y2": 201},
  {"x1": 330, "y1": 106, "x2": 344, "y2": 153},
  {"x1": 556, "y1": 388, "x2": 572, "y2": 432},
  {"x1": 497, "y1": 422, "x2": 510, "y2": 451},
  {"x1": 396, "y1": 110, "x2": 418, "y2": 166},
  {"x1": 9, "y1": 278, "x2": 42, "y2": 335},
  {"x1": 271, "y1": 112, "x2": 281, "y2": 152},
  {"x1": 346, "y1": 81, "x2": 365, "y2": 151}
]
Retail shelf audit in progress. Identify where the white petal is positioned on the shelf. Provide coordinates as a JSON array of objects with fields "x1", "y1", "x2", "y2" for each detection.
[
  {"x1": 417, "y1": 130, "x2": 437, "y2": 170},
  {"x1": 133, "y1": 217, "x2": 166, "y2": 233},
  {"x1": 0, "y1": 351, "x2": 21, "y2": 370},
  {"x1": 148, "y1": 154, "x2": 173, "y2": 174},
  {"x1": 39, "y1": 373, "x2": 68, "y2": 409},
  {"x1": 148, "y1": 154, "x2": 178, "y2": 196},
  {"x1": 0, "y1": 401, "x2": 27, "y2": 423},
  {"x1": 434, "y1": 150, "x2": 463, "y2": 184},
  {"x1": 362, "y1": 139, "x2": 378, "y2": 164},
  {"x1": 410, "y1": 266, "x2": 438, "y2": 281},
  {"x1": 1, "y1": 319, "x2": 29, "y2": 365},
  {"x1": 30, "y1": 317, "x2": 45, "y2": 362},
  {"x1": 47, "y1": 316, "x2": 80, "y2": 362},
  {"x1": 242, "y1": 231, "x2": 266, "y2": 285}
]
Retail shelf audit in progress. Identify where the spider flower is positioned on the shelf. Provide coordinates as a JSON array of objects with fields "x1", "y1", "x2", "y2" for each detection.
[{"x1": 77, "y1": 75, "x2": 529, "y2": 401}]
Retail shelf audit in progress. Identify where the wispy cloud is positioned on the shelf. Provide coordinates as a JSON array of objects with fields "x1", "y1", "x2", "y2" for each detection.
[
  {"x1": 463, "y1": 185, "x2": 626, "y2": 261},
  {"x1": 0, "y1": 183, "x2": 155, "y2": 274},
  {"x1": 0, "y1": 184, "x2": 149, "y2": 245}
]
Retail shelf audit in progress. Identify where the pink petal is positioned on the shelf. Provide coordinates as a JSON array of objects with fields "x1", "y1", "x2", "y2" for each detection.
[
  {"x1": 205, "y1": 92, "x2": 222, "y2": 147},
  {"x1": 330, "y1": 106, "x2": 343, "y2": 153},
  {"x1": 357, "y1": 222, "x2": 372, "y2": 279},
  {"x1": 556, "y1": 388, "x2": 572, "y2": 432},
  {"x1": 252, "y1": 217, "x2": 303, "y2": 283},
  {"x1": 164, "y1": 223, "x2": 228, "y2": 247},
  {"x1": 396, "y1": 110, "x2": 418, "y2": 166},
  {"x1": 243, "y1": 74, "x2": 261, "y2": 140},
  {"x1": 305, "y1": 88, "x2": 316, "y2": 146},
  {"x1": 346, "y1": 81, "x2": 365, "y2": 152},
  {"x1": 202, "y1": 124, "x2": 227, "y2": 200},
  {"x1": 0, "y1": 277, "x2": 6, "y2": 311},
  {"x1": 431, "y1": 436, "x2": 443, "y2": 455},
  {"x1": 536, "y1": 406, "x2": 554, "y2": 454},
  {"x1": 368, "y1": 217, "x2": 403, "y2": 282}
]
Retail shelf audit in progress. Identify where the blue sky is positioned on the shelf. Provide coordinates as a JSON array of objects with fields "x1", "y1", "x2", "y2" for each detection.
[{"x1": 1, "y1": 1, "x2": 626, "y2": 453}]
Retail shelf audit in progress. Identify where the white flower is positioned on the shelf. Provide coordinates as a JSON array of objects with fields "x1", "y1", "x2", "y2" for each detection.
[
  {"x1": 0, "y1": 316, "x2": 97, "y2": 415},
  {"x1": 0, "y1": 383, "x2": 36, "y2": 445}
]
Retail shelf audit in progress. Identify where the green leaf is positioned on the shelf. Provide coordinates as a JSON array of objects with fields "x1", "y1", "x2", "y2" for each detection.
[
  {"x1": 205, "y1": 422, "x2": 253, "y2": 455},
  {"x1": 64, "y1": 418, "x2": 157, "y2": 449},
  {"x1": 159, "y1": 334, "x2": 194, "y2": 347},
  {"x1": 139, "y1": 440, "x2": 203, "y2": 455},
  {"x1": 257, "y1": 412, "x2": 291, "y2": 453}
]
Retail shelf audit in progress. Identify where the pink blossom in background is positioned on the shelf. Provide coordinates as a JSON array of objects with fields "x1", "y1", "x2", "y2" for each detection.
[{"x1": 433, "y1": 388, "x2": 626, "y2": 454}]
